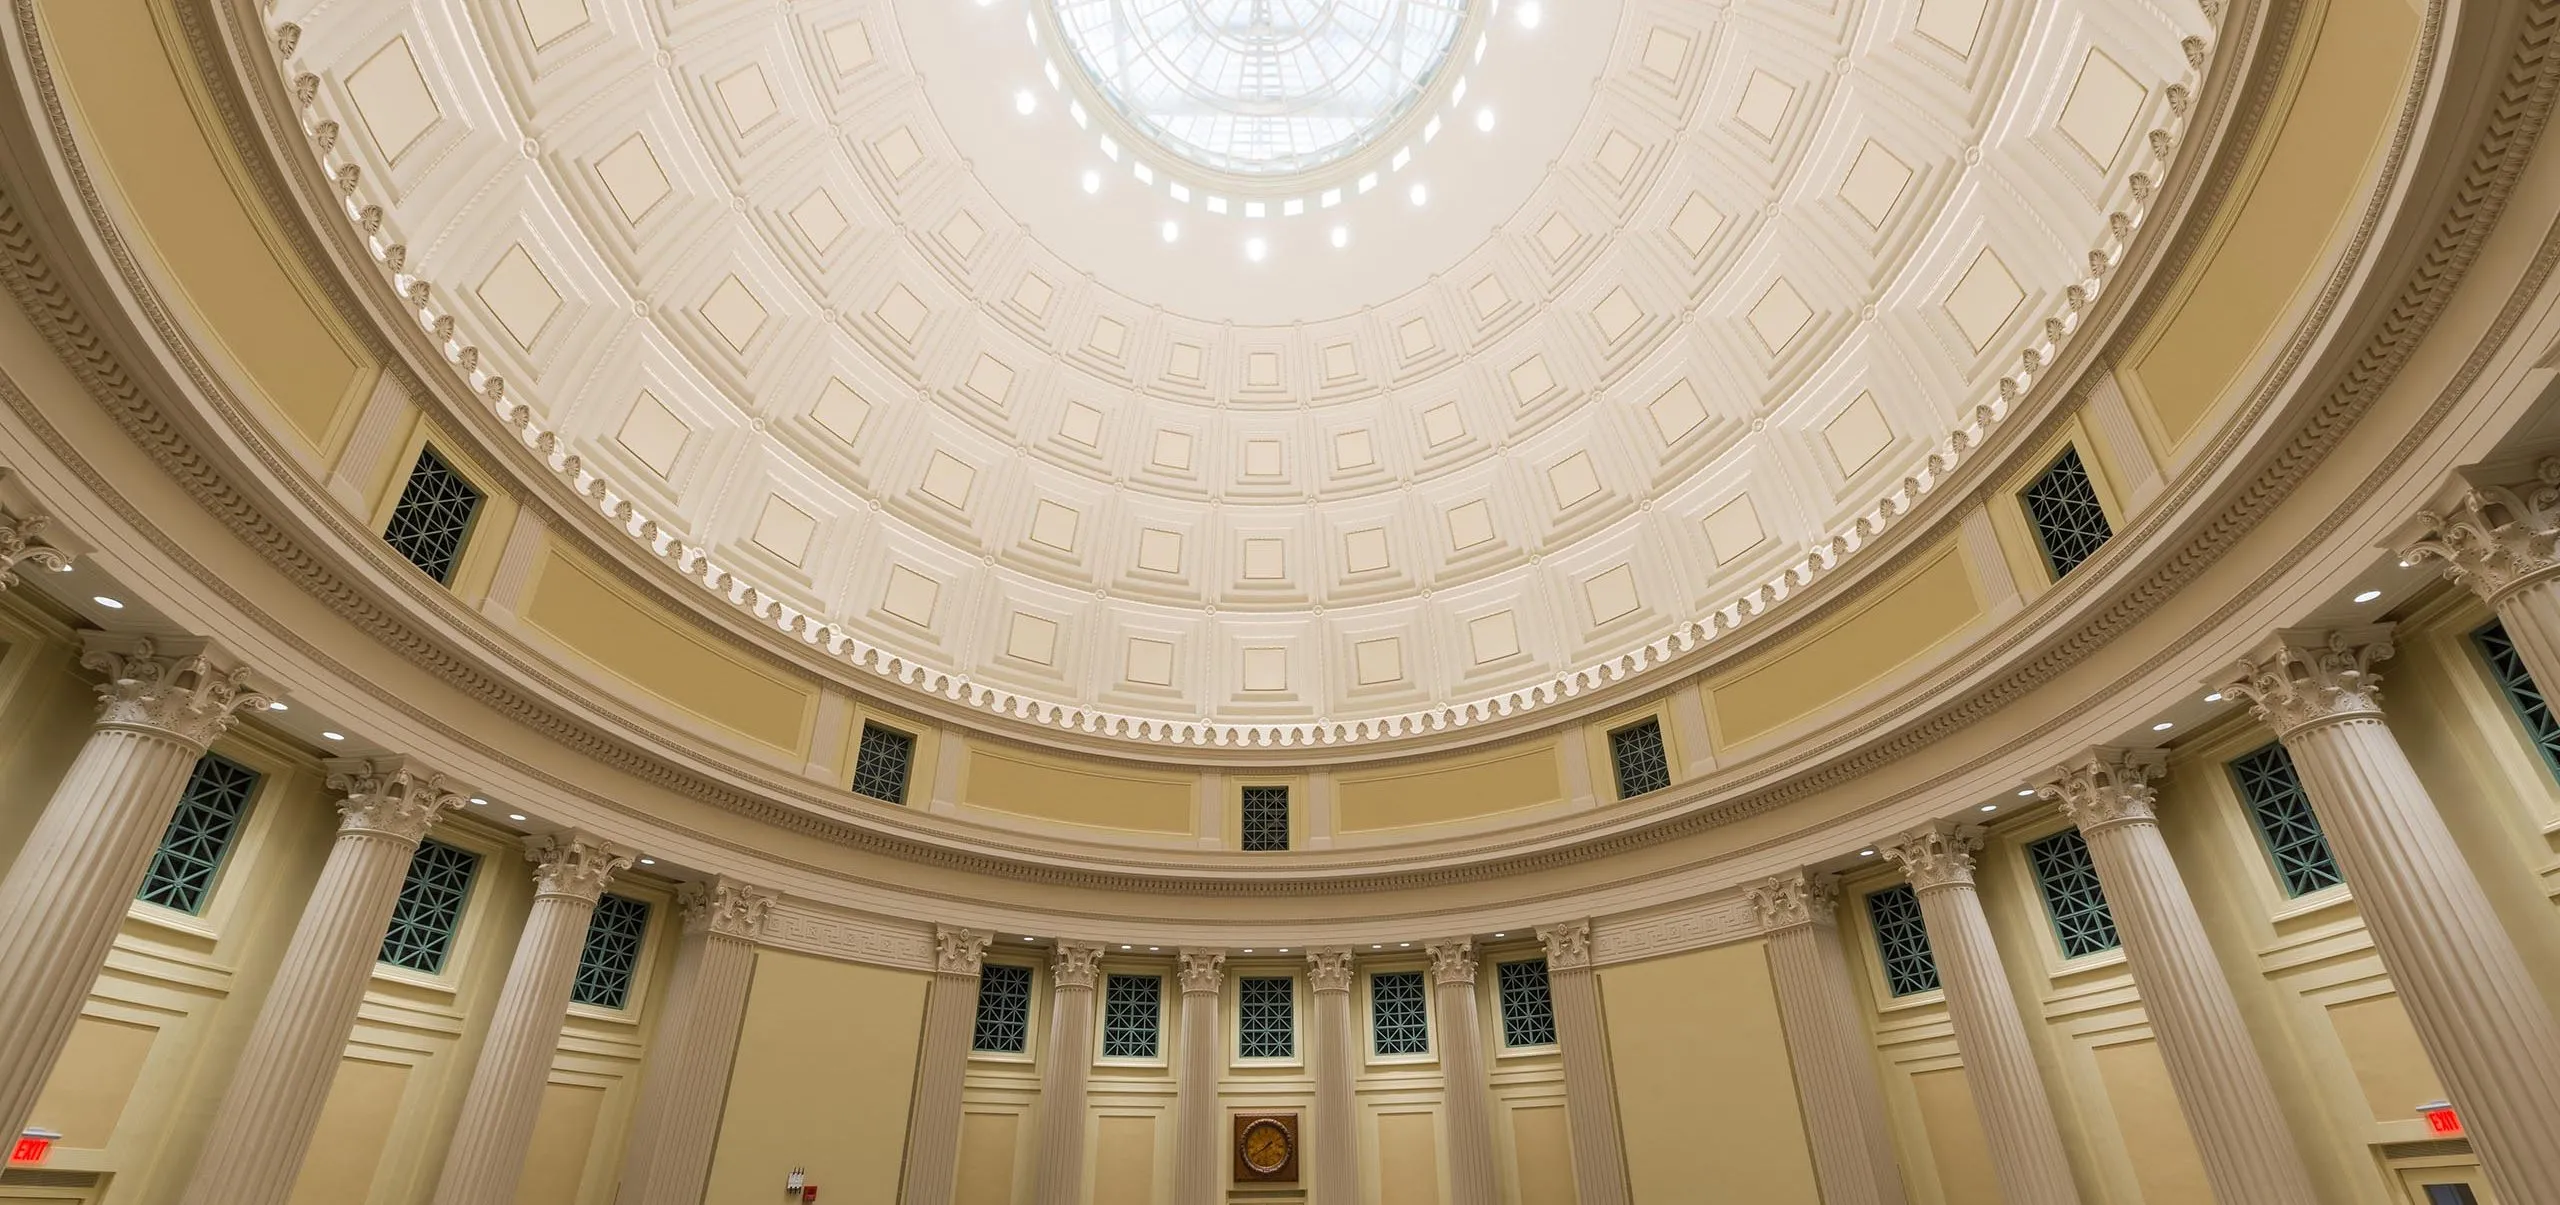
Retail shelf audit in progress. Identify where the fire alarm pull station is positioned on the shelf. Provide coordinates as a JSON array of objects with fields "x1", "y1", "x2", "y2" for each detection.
[
  {"x1": 801, "y1": 1189, "x2": 818, "y2": 1202},
  {"x1": 785, "y1": 1167, "x2": 805, "y2": 1194}
]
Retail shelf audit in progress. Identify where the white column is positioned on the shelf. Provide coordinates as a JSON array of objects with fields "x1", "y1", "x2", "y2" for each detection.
[
  {"x1": 1306, "y1": 950, "x2": 1359, "y2": 1205},
  {"x1": 1173, "y1": 950, "x2": 1227, "y2": 1205},
  {"x1": 2223, "y1": 627, "x2": 2560, "y2": 1204},
  {"x1": 1881, "y1": 823, "x2": 2087, "y2": 1205},
  {"x1": 895, "y1": 927, "x2": 992, "y2": 1205},
  {"x1": 1426, "y1": 939, "x2": 1499, "y2": 1205},
  {"x1": 1745, "y1": 874, "x2": 1908, "y2": 1205},
  {"x1": 0, "y1": 509, "x2": 71, "y2": 587},
  {"x1": 613, "y1": 880, "x2": 777, "y2": 1205},
  {"x1": 2400, "y1": 456, "x2": 2560, "y2": 695},
  {"x1": 1539, "y1": 922, "x2": 1631, "y2": 1205},
  {"x1": 0, "y1": 633, "x2": 268, "y2": 1142},
  {"x1": 430, "y1": 833, "x2": 635, "y2": 1205},
  {"x1": 182, "y1": 759, "x2": 465, "y2": 1205},
  {"x1": 2037, "y1": 748, "x2": 2321, "y2": 1205},
  {"x1": 1028, "y1": 941, "x2": 1104, "y2": 1205}
]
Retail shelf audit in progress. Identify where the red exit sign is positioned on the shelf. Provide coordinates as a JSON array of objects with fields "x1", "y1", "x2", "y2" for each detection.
[
  {"x1": 2420, "y1": 1102, "x2": 2463, "y2": 1135},
  {"x1": 9, "y1": 1131, "x2": 56, "y2": 1164}
]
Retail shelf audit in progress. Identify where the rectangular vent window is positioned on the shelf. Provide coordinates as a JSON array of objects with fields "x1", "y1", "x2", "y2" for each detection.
[
  {"x1": 1866, "y1": 884, "x2": 1940, "y2": 997},
  {"x1": 2229, "y1": 742, "x2": 2345, "y2": 898},
  {"x1": 136, "y1": 753, "x2": 260, "y2": 916},
  {"x1": 380, "y1": 838, "x2": 481, "y2": 974},
  {"x1": 1241, "y1": 786, "x2": 1290, "y2": 852},
  {"x1": 1370, "y1": 970, "x2": 1430, "y2": 1056},
  {"x1": 2026, "y1": 829, "x2": 2120, "y2": 958},
  {"x1": 2021, "y1": 445, "x2": 2111, "y2": 579},
  {"x1": 1496, "y1": 959, "x2": 1557, "y2": 1048},
  {"x1": 1237, "y1": 976, "x2": 1296, "y2": 1059},
  {"x1": 2475, "y1": 619, "x2": 2560, "y2": 781},
  {"x1": 385, "y1": 446, "x2": 484, "y2": 585},
  {"x1": 1101, "y1": 973, "x2": 1162, "y2": 1059},
  {"x1": 851, "y1": 723, "x2": 917, "y2": 804},
  {"x1": 572, "y1": 893, "x2": 651, "y2": 1009},
  {"x1": 1609, "y1": 718, "x2": 1672, "y2": 799},
  {"x1": 972, "y1": 963, "x2": 1034, "y2": 1053}
]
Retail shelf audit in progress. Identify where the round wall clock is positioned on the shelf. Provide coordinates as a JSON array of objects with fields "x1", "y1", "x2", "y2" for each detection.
[{"x1": 1231, "y1": 1113, "x2": 1301, "y2": 1182}]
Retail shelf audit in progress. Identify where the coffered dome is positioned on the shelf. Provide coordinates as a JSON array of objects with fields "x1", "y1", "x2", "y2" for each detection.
[{"x1": 277, "y1": 0, "x2": 2208, "y2": 750}]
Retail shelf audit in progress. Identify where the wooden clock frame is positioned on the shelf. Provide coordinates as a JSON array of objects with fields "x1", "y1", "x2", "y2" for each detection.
[{"x1": 1231, "y1": 1111, "x2": 1300, "y2": 1183}]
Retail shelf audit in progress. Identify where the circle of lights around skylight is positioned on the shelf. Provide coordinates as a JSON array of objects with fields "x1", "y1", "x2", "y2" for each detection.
[{"x1": 1048, "y1": 0, "x2": 1470, "y2": 179}]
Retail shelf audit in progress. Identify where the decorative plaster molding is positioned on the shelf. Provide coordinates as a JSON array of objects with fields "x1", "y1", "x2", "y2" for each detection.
[
  {"x1": 1306, "y1": 949, "x2": 1355, "y2": 993},
  {"x1": 755, "y1": 902, "x2": 935, "y2": 970},
  {"x1": 2398, "y1": 456, "x2": 2560, "y2": 604},
  {"x1": 523, "y1": 832, "x2": 637, "y2": 903},
  {"x1": 0, "y1": 509, "x2": 69, "y2": 587},
  {"x1": 1880, "y1": 823, "x2": 1983, "y2": 892},
  {"x1": 679, "y1": 879, "x2": 779, "y2": 942},
  {"x1": 79, "y1": 632, "x2": 271, "y2": 749},
  {"x1": 1177, "y1": 950, "x2": 1227, "y2": 995},
  {"x1": 931, "y1": 926, "x2": 993, "y2": 976},
  {"x1": 2220, "y1": 626, "x2": 2395, "y2": 738},
  {"x1": 1590, "y1": 893, "x2": 1762, "y2": 966},
  {"x1": 323, "y1": 755, "x2": 466, "y2": 843},
  {"x1": 1051, "y1": 942, "x2": 1107, "y2": 992},
  {"x1": 1425, "y1": 939, "x2": 1478, "y2": 986},
  {"x1": 2037, "y1": 747, "x2": 2166, "y2": 834},
  {"x1": 1535, "y1": 921, "x2": 1594, "y2": 971},
  {"x1": 1745, "y1": 873, "x2": 1840, "y2": 935}
]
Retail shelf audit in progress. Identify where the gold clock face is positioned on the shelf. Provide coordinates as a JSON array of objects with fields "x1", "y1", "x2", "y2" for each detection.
[{"x1": 1240, "y1": 1119, "x2": 1294, "y2": 1173}]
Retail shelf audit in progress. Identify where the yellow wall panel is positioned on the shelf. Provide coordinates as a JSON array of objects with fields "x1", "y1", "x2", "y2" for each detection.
[
  {"x1": 1089, "y1": 1115, "x2": 1157, "y2": 1205},
  {"x1": 1706, "y1": 542, "x2": 1980, "y2": 748},
  {"x1": 1508, "y1": 1104, "x2": 1576, "y2": 1205},
  {"x1": 1912, "y1": 1067, "x2": 2001, "y2": 1205},
  {"x1": 1600, "y1": 943, "x2": 1820, "y2": 1203},
  {"x1": 27, "y1": 1015, "x2": 156, "y2": 1147},
  {"x1": 511, "y1": 1081, "x2": 606, "y2": 1203},
  {"x1": 2091, "y1": 1040, "x2": 2213, "y2": 1205},
  {"x1": 2125, "y1": 0, "x2": 2420, "y2": 449},
  {"x1": 2326, "y1": 993, "x2": 2446, "y2": 1124},
  {"x1": 955, "y1": 1111, "x2": 1022, "y2": 1205},
  {"x1": 1376, "y1": 1112, "x2": 1443, "y2": 1205},
  {"x1": 1334, "y1": 744, "x2": 1564, "y2": 832},
  {"x1": 522, "y1": 548, "x2": 818, "y2": 755},
  {"x1": 42, "y1": 0, "x2": 367, "y2": 453},
  {"x1": 706, "y1": 951, "x2": 929, "y2": 1204},
  {"x1": 963, "y1": 746, "x2": 1196, "y2": 835},
  {"x1": 283, "y1": 1058, "x2": 409, "y2": 1205}
]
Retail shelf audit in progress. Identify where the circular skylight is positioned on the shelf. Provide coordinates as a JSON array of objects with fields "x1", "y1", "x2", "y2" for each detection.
[{"x1": 1050, "y1": 0, "x2": 1470, "y2": 178}]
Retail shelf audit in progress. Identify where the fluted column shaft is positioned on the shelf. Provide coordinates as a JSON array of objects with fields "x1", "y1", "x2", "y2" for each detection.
[
  {"x1": 616, "y1": 882, "x2": 777, "y2": 1205},
  {"x1": 1749, "y1": 878, "x2": 1908, "y2": 1205},
  {"x1": 431, "y1": 834, "x2": 634, "y2": 1205},
  {"x1": 2039, "y1": 749, "x2": 2320, "y2": 1205},
  {"x1": 1307, "y1": 952, "x2": 1359, "y2": 1205},
  {"x1": 0, "y1": 634, "x2": 266, "y2": 1142},
  {"x1": 183, "y1": 760, "x2": 465, "y2": 1205},
  {"x1": 897, "y1": 928, "x2": 992, "y2": 1205},
  {"x1": 1173, "y1": 952, "x2": 1226, "y2": 1205},
  {"x1": 1029, "y1": 943, "x2": 1103, "y2": 1205},
  {"x1": 1427, "y1": 940, "x2": 1499, "y2": 1205},
  {"x1": 1540, "y1": 924, "x2": 1631, "y2": 1205},
  {"x1": 1884, "y1": 826, "x2": 2085, "y2": 1205}
]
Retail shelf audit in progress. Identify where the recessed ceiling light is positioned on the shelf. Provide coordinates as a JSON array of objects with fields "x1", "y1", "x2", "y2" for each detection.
[
  {"x1": 1149, "y1": 946, "x2": 1160, "y2": 951},
  {"x1": 1371, "y1": 944, "x2": 1382, "y2": 949},
  {"x1": 1279, "y1": 948, "x2": 1290, "y2": 953},
  {"x1": 1014, "y1": 89, "x2": 1037, "y2": 115},
  {"x1": 1517, "y1": 1, "x2": 1543, "y2": 28},
  {"x1": 1024, "y1": 937, "x2": 1036, "y2": 942},
  {"x1": 1080, "y1": 170, "x2": 1101, "y2": 194},
  {"x1": 638, "y1": 857, "x2": 656, "y2": 866},
  {"x1": 469, "y1": 797, "x2": 489, "y2": 806},
  {"x1": 1245, "y1": 237, "x2": 1268, "y2": 262},
  {"x1": 92, "y1": 596, "x2": 124, "y2": 609},
  {"x1": 1979, "y1": 804, "x2": 1998, "y2": 813},
  {"x1": 54, "y1": 563, "x2": 70, "y2": 572},
  {"x1": 1329, "y1": 225, "x2": 1349, "y2": 249},
  {"x1": 2204, "y1": 691, "x2": 2224, "y2": 703},
  {"x1": 268, "y1": 701, "x2": 289, "y2": 712},
  {"x1": 507, "y1": 813, "x2": 527, "y2": 822},
  {"x1": 2354, "y1": 589, "x2": 2383, "y2": 603},
  {"x1": 2152, "y1": 721, "x2": 2175, "y2": 732},
  {"x1": 2016, "y1": 788, "x2": 2035, "y2": 796},
  {"x1": 1121, "y1": 944, "x2": 1131, "y2": 950},
  {"x1": 1492, "y1": 932, "x2": 1506, "y2": 938},
  {"x1": 1859, "y1": 848, "x2": 1877, "y2": 857},
  {"x1": 1399, "y1": 942, "x2": 1411, "y2": 947},
  {"x1": 1161, "y1": 220, "x2": 1180, "y2": 243},
  {"x1": 1475, "y1": 108, "x2": 1496, "y2": 132},
  {"x1": 1408, "y1": 183, "x2": 1428, "y2": 206},
  {"x1": 1244, "y1": 948, "x2": 1255, "y2": 953},
  {"x1": 320, "y1": 731, "x2": 344, "y2": 741}
]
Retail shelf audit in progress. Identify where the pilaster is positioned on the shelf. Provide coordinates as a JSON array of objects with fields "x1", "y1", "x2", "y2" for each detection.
[
  {"x1": 1745, "y1": 874, "x2": 1907, "y2": 1205},
  {"x1": 1426, "y1": 938, "x2": 1500, "y2": 1205},
  {"x1": 1306, "y1": 950, "x2": 1358, "y2": 1205},
  {"x1": 1028, "y1": 941, "x2": 1106, "y2": 1205},
  {"x1": 1539, "y1": 921, "x2": 1630, "y2": 1205},
  {"x1": 1173, "y1": 950, "x2": 1227, "y2": 1205},
  {"x1": 617, "y1": 880, "x2": 778, "y2": 1205}
]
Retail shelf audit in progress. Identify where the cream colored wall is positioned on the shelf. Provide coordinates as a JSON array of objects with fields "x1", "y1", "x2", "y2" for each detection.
[
  {"x1": 1600, "y1": 941, "x2": 1821, "y2": 1203},
  {"x1": 704, "y1": 950, "x2": 929, "y2": 1204}
]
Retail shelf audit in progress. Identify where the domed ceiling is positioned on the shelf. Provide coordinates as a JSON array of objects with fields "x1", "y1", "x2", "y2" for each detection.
[{"x1": 272, "y1": 0, "x2": 2209, "y2": 747}]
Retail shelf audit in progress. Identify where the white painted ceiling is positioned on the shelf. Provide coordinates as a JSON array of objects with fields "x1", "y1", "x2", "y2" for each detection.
[{"x1": 272, "y1": 0, "x2": 2210, "y2": 747}]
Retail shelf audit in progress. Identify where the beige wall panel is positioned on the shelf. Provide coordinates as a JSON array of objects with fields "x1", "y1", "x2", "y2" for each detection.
[
  {"x1": 962, "y1": 746, "x2": 1196, "y2": 835},
  {"x1": 1375, "y1": 1111, "x2": 1443, "y2": 1205},
  {"x1": 1600, "y1": 943, "x2": 1820, "y2": 1203},
  {"x1": 1508, "y1": 1103, "x2": 1576, "y2": 1205},
  {"x1": 41, "y1": 0, "x2": 368, "y2": 453},
  {"x1": 2090, "y1": 1040, "x2": 2212, "y2": 1205},
  {"x1": 0, "y1": 635, "x2": 97, "y2": 873},
  {"x1": 2325, "y1": 993, "x2": 2446, "y2": 1124},
  {"x1": 1911, "y1": 1067, "x2": 2001, "y2": 1205},
  {"x1": 512, "y1": 1081, "x2": 607, "y2": 1202},
  {"x1": 706, "y1": 951, "x2": 930, "y2": 1203},
  {"x1": 521, "y1": 548, "x2": 818, "y2": 754},
  {"x1": 1333, "y1": 744, "x2": 1563, "y2": 832},
  {"x1": 1706, "y1": 542, "x2": 1979, "y2": 748},
  {"x1": 2123, "y1": 0, "x2": 2419, "y2": 450},
  {"x1": 955, "y1": 1111, "x2": 1023, "y2": 1205},
  {"x1": 284, "y1": 1058, "x2": 410, "y2": 1205},
  {"x1": 27, "y1": 1015, "x2": 156, "y2": 1147},
  {"x1": 1089, "y1": 1114, "x2": 1158, "y2": 1205}
]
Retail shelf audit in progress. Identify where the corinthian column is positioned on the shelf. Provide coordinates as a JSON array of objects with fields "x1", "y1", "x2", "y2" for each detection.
[
  {"x1": 0, "y1": 509, "x2": 71, "y2": 587},
  {"x1": 1028, "y1": 941, "x2": 1104, "y2": 1205},
  {"x1": 2036, "y1": 749, "x2": 2318, "y2": 1205},
  {"x1": 1539, "y1": 922, "x2": 1631, "y2": 1205},
  {"x1": 1745, "y1": 875, "x2": 1907, "y2": 1205},
  {"x1": 1306, "y1": 950, "x2": 1359, "y2": 1205},
  {"x1": 1173, "y1": 950, "x2": 1227, "y2": 1205},
  {"x1": 430, "y1": 833, "x2": 635, "y2": 1205},
  {"x1": 0, "y1": 633, "x2": 269, "y2": 1141},
  {"x1": 614, "y1": 880, "x2": 778, "y2": 1205},
  {"x1": 182, "y1": 759, "x2": 466, "y2": 1205},
  {"x1": 2222, "y1": 628, "x2": 2560, "y2": 1203},
  {"x1": 2400, "y1": 457, "x2": 2560, "y2": 693},
  {"x1": 1880, "y1": 824, "x2": 2085, "y2": 1205},
  {"x1": 1426, "y1": 939, "x2": 1500, "y2": 1205},
  {"x1": 896, "y1": 927, "x2": 992, "y2": 1205}
]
